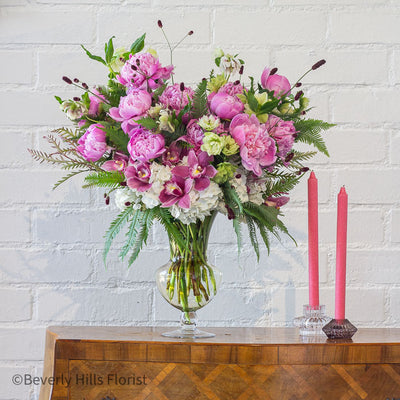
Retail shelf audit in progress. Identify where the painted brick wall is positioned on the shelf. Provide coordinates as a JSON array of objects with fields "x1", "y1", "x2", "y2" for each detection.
[{"x1": 1, "y1": 0, "x2": 399, "y2": 398}]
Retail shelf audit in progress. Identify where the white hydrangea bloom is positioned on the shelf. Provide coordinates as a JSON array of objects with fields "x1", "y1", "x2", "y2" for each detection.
[
  {"x1": 248, "y1": 179, "x2": 267, "y2": 205},
  {"x1": 114, "y1": 188, "x2": 142, "y2": 211},
  {"x1": 141, "y1": 163, "x2": 172, "y2": 209},
  {"x1": 231, "y1": 169, "x2": 249, "y2": 203},
  {"x1": 170, "y1": 182, "x2": 223, "y2": 225}
]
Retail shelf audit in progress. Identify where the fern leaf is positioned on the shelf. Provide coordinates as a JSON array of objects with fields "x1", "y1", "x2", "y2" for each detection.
[
  {"x1": 103, "y1": 207, "x2": 134, "y2": 265},
  {"x1": 232, "y1": 217, "x2": 242, "y2": 255},
  {"x1": 119, "y1": 210, "x2": 142, "y2": 261},
  {"x1": 245, "y1": 214, "x2": 260, "y2": 261},
  {"x1": 83, "y1": 171, "x2": 124, "y2": 188},
  {"x1": 103, "y1": 126, "x2": 129, "y2": 153},
  {"x1": 156, "y1": 208, "x2": 186, "y2": 250},
  {"x1": 192, "y1": 79, "x2": 208, "y2": 119},
  {"x1": 294, "y1": 119, "x2": 334, "y2": 156},
  {"x1": 53, "y1": 170, "x2": 87, "y2": 189}
]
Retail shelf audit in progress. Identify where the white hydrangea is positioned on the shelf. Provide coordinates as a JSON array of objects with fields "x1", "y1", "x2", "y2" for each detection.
[
  {"x1": 231, "y1": 169, "x2": 249, "y2": 203},
  {"x1": 170, "y1": 182, "x2": 223, "y2": 225},
  {"x1": 248, "y1": 179, "x2": 267, "y2": 205},
  {"x1": 114, "y1": 188, "x2": 142, "y2": 211},
  {"x1": 141, "y1": 163, "x2": 172, "y2": 209}
]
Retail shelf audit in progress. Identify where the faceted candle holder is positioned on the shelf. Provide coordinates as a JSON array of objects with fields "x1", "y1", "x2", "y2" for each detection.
[
  {"x1": 293, "y1": 304, "x2": 331, "y2": 336},
  {"x1": 322, "y1": 318, "x2": 358, "y2": 340}
]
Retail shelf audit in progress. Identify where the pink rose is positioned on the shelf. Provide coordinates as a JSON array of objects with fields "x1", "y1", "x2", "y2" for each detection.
[
  {"x1": 77, "y1": 123, "x2": 108, "y2": 162},
  {"x1": 230, "y1": 114, "x2": 277, "y2": 176},
  {"x1": 261, "y1": 67, "x2": 291, "y2": 97},
  {"x1": 88, "y1": 89, "x2": 105, "y2": 117},
  {"x1": 117, "y1": 52, "x2": 173, "y2": 90},
  {"x1": 265, "y1": 115, "x2": 296, "y2": 159},
  {"x1": 210, "y1": 92, "x2": 244, "y2": 120},
  {"x1": 127, "y1": 127, "x2": 166, "y2": 162}
]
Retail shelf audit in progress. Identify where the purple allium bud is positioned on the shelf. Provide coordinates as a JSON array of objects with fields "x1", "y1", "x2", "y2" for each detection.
[
  {"x1": 202, "y1": 77, "x2": 207, "y2": 81},
  {"x1": 188, "y1": 30, "x2": 194, "y2": 36},
  {"x1": 234, "y1": 80, "x2": 240, "y2": 86},
  {"x1": 300, "y1": 167, "x2": 310, "y2": 173},
  {"x1": 285, "y1": 152, "x2": 294, "y2": 163},
  {"x1": 312, "y1": 59, "x2": 326, "y2": 70},
  {"x1": 105, "y1": 196, "x2": 110, "y2": 205},
  {"x1": 235, "y1": 174, "x2": 241, "y2": 179},
  {"x1": 131, "y1": 64, "x2": 137, "y2": 70},
  {"x1": 294, "y1": 90, "x2": 304, "y2": 101},
  {"x1": 270, "y1": 68, "x2": 278, "y2": 75},
  {"x1": 157, "y1": 20, "x2": 163, "y2": 28},
  {"x1": 180, "y1": 82, "x2": 185, "y2": 91},
  {"x1": 82, "y1": 82, "x2": 88, "y2": 89},
  {"x1": 136, "y1": 59, "x2": 140, "y2": 66},
  {"x1": 62, "y1": 76, "x2": 72, "y2": 84},
  {"x1": 239, "y1": 65, "x2": 244, "y2": 75},
  {"x1": 295, "y1": 82, "x2": 302, "y2": 87},
  {"x1": 120, "y1": 181, "x2": 127, "y2": 187},
  {"x1": 73, "y1": 78, "x2": 79, "y2": 83},
  {"x1": 125, "y1": 202, "x2": 131, "y2": 206},
  {"x1": 73, "y1": 97, "x2": 80, "y2": 101}
]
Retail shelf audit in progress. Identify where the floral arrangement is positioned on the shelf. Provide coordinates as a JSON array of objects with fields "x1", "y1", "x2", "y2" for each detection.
[{"x1": 30, "y1": 23, "x2": 332, "y2": 316}]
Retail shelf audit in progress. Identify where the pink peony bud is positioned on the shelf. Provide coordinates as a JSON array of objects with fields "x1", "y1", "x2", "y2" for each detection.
[
  {"x1": 77, "y1": 123, "x2": 108, "y2": 162},
  {"x1": 260, "y1": 67, "x2": 291, "y2": 97}
]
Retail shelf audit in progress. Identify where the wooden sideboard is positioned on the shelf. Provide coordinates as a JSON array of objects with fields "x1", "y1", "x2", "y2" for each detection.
[{"x1": 39, "y1": 326, "x2": 400, "y2": 400}]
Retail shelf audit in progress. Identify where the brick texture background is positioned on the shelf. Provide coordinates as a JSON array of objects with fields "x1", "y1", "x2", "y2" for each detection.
[{"x1": 1, "y1": 0, "x2": 399, "y2": 398}]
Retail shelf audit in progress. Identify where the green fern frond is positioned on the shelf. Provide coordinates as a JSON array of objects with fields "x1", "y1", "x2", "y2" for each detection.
[
  {"x1": 156, "y1": 208, "x2": 186, "y2": 250},
  {"x1": 232, "y1": 217, "x2": 242, "y2": 255},
  {"x1": 192, "y1": 79, "x2": 208, "y2": 119},
  {"x1": 294, "y1": 119, "x2": 334, "y2": 156},
  {"x1": 119, "y1": 210, "x2": 142, "y2": 261},
  {"x1": 83, "y1": 171, "x2": 124, "y2": 188},
  {"x1": 103, "y1": 206, "x2": 134, "y2": 265},
  {"x1": 103, "y1": 126, "x2": 129, "y2": 153},
  {"x1": 53, "y1": 170, "x2": 88, "y2": 189},
  {"x1": 245, "y1": 214, "x2": 260, "y2": 261}
]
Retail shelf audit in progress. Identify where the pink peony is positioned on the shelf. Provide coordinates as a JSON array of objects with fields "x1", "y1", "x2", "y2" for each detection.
[
  {"x1": 77, "y1": 123, "x2": 108, "y2": 162},
  {"x1": 210, "y1": 92, "x2": 244, "y2": 120},
  {"x1": 159, "y1": 83, "x2": 194, "y2": 112},
  {"x1": 178, "y1": 119, "x2": 204, "y2": 153},
  {"x1": 260, "y1": 68, "x2": 291, "y2": 97},
  {"x1": 172, "y1": 150, "x2": 217, "y2": 191},
  {"x1": 117, "y1": 52, "x2": 173, "y2": 90},
  {"x1": 125, "y1": 162, "x2": 152, "y2": 192},
  {"x1": 230, "y1": 114, "x2": 277, "y2": 176},
  {"x1": 218, "y1": 82, "x2": 244, "y2": 96},
  {"x1": 109, "y1": 90, "x2": 152, "y2": 121},
  {"x1": 265, "y1": 115, "x2": 296, "y2": 159},
  {"x1": 88, "y1": 89, "x2": 105, "y2": 117},
  {"x1": 159, "y1": 175, "x2": 193, "y2": 209},
  {"x1": 127, "y1": 127, "x2": 166, "y2": 162},
  {"x1": 101, "y1": 151, "x2": 129, "y2": 172}
]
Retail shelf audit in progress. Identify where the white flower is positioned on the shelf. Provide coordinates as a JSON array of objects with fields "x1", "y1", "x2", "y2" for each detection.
[
  {"x1": 248, "y1": 179, "x2": 266, "y2": 205},
  {"x1": 220, "y1": 54, "x2": 241, "y2": 75},
  {"x1": 60, "y1": 100, "x2": 87, "y2": 121},
  {"x1": 231, "y1": 169, "x2": 249, "y2": 203},
  {"x1": 114, "y1": 188, "x2": 142, "y2": 211}
]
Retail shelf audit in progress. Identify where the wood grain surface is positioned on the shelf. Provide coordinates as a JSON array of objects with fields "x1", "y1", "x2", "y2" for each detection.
[{"x1": 39, "y1": 326, "x2": 400, "y2": 400}]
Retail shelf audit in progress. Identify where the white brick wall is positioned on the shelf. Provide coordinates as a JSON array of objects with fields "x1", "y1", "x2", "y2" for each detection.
[{"x1": 1, "y1": 1, "x2": 400, "y2": 398}]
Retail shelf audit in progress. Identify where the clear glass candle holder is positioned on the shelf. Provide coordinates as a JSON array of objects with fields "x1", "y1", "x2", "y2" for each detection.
[{"x1": 293, "y1": 304, "x2": 331, "y2": 336}]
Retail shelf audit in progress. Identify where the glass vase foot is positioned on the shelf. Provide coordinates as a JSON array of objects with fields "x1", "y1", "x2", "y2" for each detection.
[
  {"x1": 161, "y1": 311, "x2": 215, "y2": 339},
  {"x1": 293, "y1": 304, "x2": 331, "y2": 336},
  {"x1": 322, "y1": 318, "x2": 357, "y2": 340}
]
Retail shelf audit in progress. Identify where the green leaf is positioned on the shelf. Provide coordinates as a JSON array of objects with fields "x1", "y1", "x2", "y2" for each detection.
[
  {"x1": 81, "y1": 45, "x2": 107, "y2": 66},
  {"x1": 215, "y1": 57, "x2": 221, "y2": 67},
  {"x1": 103, "y1": 126, "x2": 129, "y2": 152},
  {"x1": 258, "y1": 99, "x2": 279, "y2": 114},
  {"x1": 53, "y1": 170, "x2": 87, "y2": 190},
  {"x1": 136, "y1": 117, "x2": 158, "y2": 130},
  {"x1": 81, "y1": 91, "x2": 90, "y2": 108},
  {"x1": 105, "y1": 36, "x2": 115, "y2": 64},
  {"x1": 54, "y1": 96, "x2": 63, "y2": 104},
  {"x1": 232, "y1": 217, "x2": 242, "y2": 255},
  {"x1": 83, "y1": 171, "x2": 124, "y2": 189},
  {"x1": 130, "y1": 33, "x2": 146, "y2": 54},
  {"x1": 156, "y1": 208, "x2": 186, "y2": 250},
  {"x1": 192, "y1": 79, "x2": 208, "y2": 119},
  {"x1": 103, "y1": 207, "x2": 134, "y2": 266},
  {"x1": 247, "y1": 91, "x2": 259, "y2": 113},
  {"x1": 294, "y1": 119, "x2": 334, "y2": 156},
  {"x1": 245, "y1": 214, "x2": 260, "y2": 262},
  {"x1": 120, "y1": 210, "x2": 142, "y2": 261}
]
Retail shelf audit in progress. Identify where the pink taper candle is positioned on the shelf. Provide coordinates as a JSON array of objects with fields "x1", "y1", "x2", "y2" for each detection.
[
  {"x1": 308, "y1": 171, "x2": 319, "y2": 307},
  {"x1": 335, "y1": 186, "x2": 348, "y2": 320}
]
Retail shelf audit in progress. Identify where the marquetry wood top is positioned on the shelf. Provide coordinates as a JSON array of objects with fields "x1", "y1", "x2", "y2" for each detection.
[{"x1": 48, "y1": 326, "x2": 400, "y2": 345}]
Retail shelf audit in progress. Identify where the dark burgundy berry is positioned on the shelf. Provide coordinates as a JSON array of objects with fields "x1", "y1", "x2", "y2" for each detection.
[
  {"x1": 157, "y1": 20, "x2": 163, "y2": 28},
  {"x1": 270, "y1": 68, "x2": 278, "y2": 75},
  {"x1": 312, "y1": 59, "x2": 326, "y2": 70},
  {"x1": 62, "y1": 76, "x2": 72, "y2": 84}
]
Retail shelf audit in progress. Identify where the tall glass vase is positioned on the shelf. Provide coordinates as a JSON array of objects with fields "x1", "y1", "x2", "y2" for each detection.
[{"x1": 156, "y1": 211, "x2": 222, "y2": 338}]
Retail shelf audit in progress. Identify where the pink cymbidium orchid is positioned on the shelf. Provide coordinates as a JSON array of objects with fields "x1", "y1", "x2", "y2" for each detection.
[
  {"x1": 159, "y1": 175, "x2": 193, "y2": 209},
  {"x1": 125, "y1": 162, "x2": 152, "y2": 192},
  {"x1": 172, "y1": 150, "x2": 217, "y2": 191}
]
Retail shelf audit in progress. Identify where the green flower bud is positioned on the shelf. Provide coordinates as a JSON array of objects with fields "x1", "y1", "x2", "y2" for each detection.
[
  {"x1": 278, "y1": 102, "x2": 294, "y2": 115},
  {"x1": 201, "y1": 132, "x2": 225, "y2": 155},
  {"x1": 213, "y1": 162, "x2": 237, "y2": 184},
  {"x1": 207, "y1": 74, "x2": 227, "y2": 93},
  {"x1": 299, "y1": 96, "x2": 310, "y2": 110},
  {"x1": 198, "y1": 115, "x2": 220, "y2": 131},
  {"x1": 222, "y1": 135, "x2": 239, "y2": 156},
  {"x1": 110, "y1": 47, "x2": 127, "y2": 73},
  {"x1": 159, "y1": 110, "x2": 175, "y2": 133}
]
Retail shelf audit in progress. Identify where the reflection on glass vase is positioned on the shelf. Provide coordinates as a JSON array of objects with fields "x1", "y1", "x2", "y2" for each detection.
[{"x1": 156, "y1": 211, "x2": 222, "y2": 338}]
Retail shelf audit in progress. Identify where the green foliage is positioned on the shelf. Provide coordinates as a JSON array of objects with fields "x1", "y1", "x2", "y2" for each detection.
[
  {"x1": 294, "y1": 119, "x2": 334, "y2": 156},
  {"x1": 81, "y1": 44, "x2": 106, "y2": 66},
  {"x1": 53, "y1": 170, "x2": 87, "y2": 190},
  {"x1": 119, "y1": 210, "x2": 142, "y2": 261},
  {"x1": 130, "y1": 33, "x2": 146, "y2": 54},
  {"x1": 156, "y1": 208, "x2": 186, "y2": 250},
  {"x1": 102, "y1": 80, "x2": 126, "y2": 107},
  {"x1": 103, "y1": 126, "x2": 129, "y2": 153},
  {"x1": 136, "y1": 117, "x2": 158, "y2": 130},
  {"x1": 83, "y1": 171, "x2": 124, "y2": 189},
  {"x1": 192, "y1": 79, "x2": 208, "y2": 119},
  {"x1": 244, "y1": 214, "x2": 260, "y2": 261},
  {"x1": 264, "y1": 170, "x2": 302, "y2": 197},
  {"x1": 103, "y1": 206, "x2": 135, "y2": 265},
  {"x1": 105, "y1": 36, "x2": 115, "y2": 64}
]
